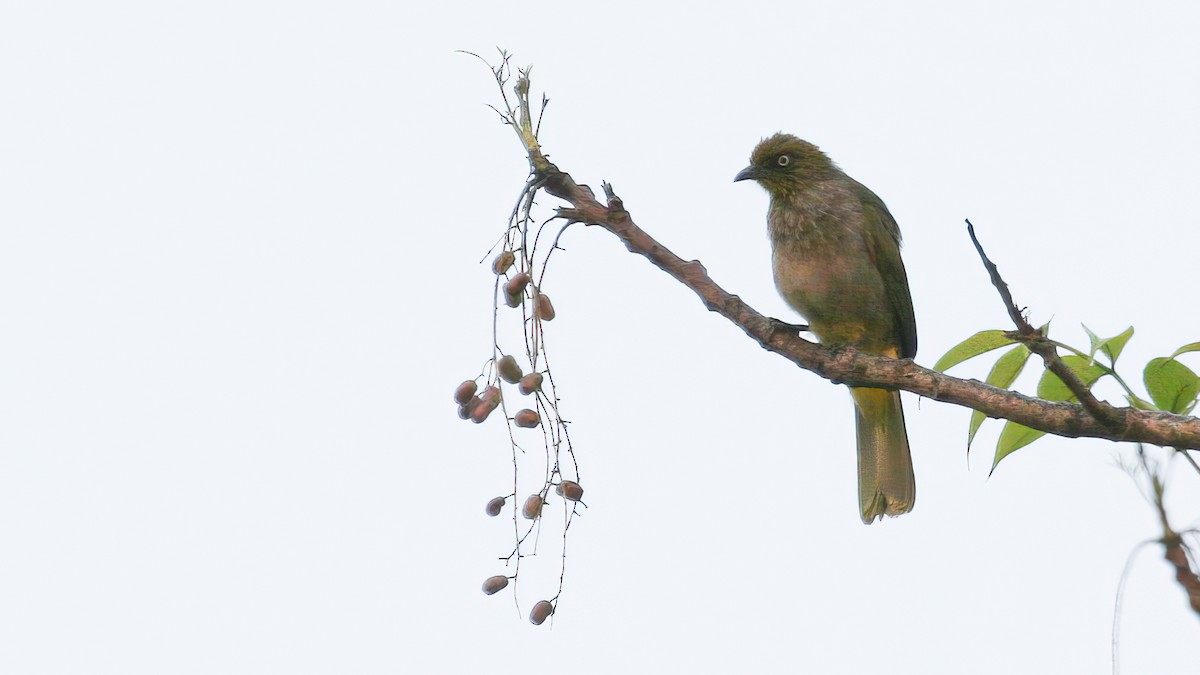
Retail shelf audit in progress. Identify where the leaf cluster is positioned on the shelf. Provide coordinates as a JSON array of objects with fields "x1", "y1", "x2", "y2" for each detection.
[{"x1": 935, "y1": 327, "x2": 1200, "y2": 470}]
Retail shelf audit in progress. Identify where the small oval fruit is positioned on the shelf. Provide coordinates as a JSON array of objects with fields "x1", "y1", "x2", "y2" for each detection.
[
  {"x1": 485, "y1": 496, "x2": 506, "y2": 516},
  {"x1": 482, "y1": 575, "x2": 509, "y2": 595},
  {"x1": 518, "y1": 373, "x2": 543, "y2": 395},
  {"x1": 535, "y1": 293, "x2": 556, "y2": 321},
  {"x1": 522, "y1": 494, "x2": 544, "y2": 520},
  {"x1": 557, "y1": 480, "x2": 584, "y2": 502},
  {"x1": 454, "y1": 380, "x2": 477, "y2": 405},
  {"x1": 457, "y1": 396, "x2": 481, "y2": 420},
  {"x1": 504, "y1": 289, "x2": 524, "y2": 307},
  {"x1": 470, "y1": 394, "x2": 499, "y2": 424},
  {"x1": 492, "y1": 250, "x2": 516, "y2": 275},
  {"x1": 505, "y1": 272, "x2": 531, "y2": 296},
  {"x1": 529, "y1": 600, "x2": 555, "y2": 625},
  {"x1": 497, "y1": 355, "x2": 523, "y2": 384},
  {"x1": 514, "y1": 409, "x2": 540, "y2": 428}
]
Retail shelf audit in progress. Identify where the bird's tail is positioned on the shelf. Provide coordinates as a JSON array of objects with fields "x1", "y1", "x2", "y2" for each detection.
[{"x1": 850, "y1": 387, "x2": 915, "y2": 524}]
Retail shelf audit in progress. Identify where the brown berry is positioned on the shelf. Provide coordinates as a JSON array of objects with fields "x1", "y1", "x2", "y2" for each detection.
[
  {"x1": 469, "y1": 403, "x2": 494, "y2": 424},
  {"x1": 454, "y1": 380, "x2": 477, "y2": 405},
  {"x1": 457, "y1": 396, "x2": 481, "y2": 420},
  {"x1": 492, "y1": 251, "x2": 516, "y2": 275},
  {"x1": 514, "y1": 409, "x2": 540, "y2": 428},
  {"x1": 529, "y1": 600, "x2": 555, "y2": 625},
  {"x1": 535, "y1": 293, "x2": 556, "y2": 321},
  {"x1": 470, "y1": 390, "x2": 500, "y2": 424},
  {"x1": 497, "y1": 355, "x2": 523, "y2": 384},
  {"x1": 556, "y1": 480, "x2": 584, "y2": 502},
  {"x1": 518, "y1": 373, "x2": 543, "y2": 395},
  {"x1": 485, "y1": 496, "x2": 506, "y2": 516},
  {"x1": 521, "y1": 494, "x2": 544, "y2": 520},
  {"x1": 482, "y1": 575, "x2": 509, "y2": 595},
  {"x1": 505, "y1": 272, "x2": 531, "y2": 296}
]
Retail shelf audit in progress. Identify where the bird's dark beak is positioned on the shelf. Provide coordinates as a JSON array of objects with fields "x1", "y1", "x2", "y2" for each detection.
[{"x1": 733, "y1": 165, "x2": 761, "y2": 183}]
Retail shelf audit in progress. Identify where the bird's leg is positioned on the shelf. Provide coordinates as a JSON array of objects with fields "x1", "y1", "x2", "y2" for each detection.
[{"x1": 769, "y1": 318, "x2": 809, "y2": 336}]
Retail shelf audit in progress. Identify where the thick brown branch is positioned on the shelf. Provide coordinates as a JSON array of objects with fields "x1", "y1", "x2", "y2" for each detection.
[{"x1": 524, "y1": 154, "x2": 1200, "y2": 449}]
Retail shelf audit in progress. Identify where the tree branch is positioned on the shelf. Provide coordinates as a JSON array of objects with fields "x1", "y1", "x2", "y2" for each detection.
[
  {"x1": 1137, "y1": 446, "x2": 1200, "y2": 617},
  {"x1": 496, "y1": 68, "x2": 1200, "y2": 452},
  {"x1": 967, "y1": 221, "x2": 1126, "y2": 431},
  {"x1": 1164, "y1": 539, "x2": 1200, "y2": 616},
  {"x1": 478, "y1": 56, "x2": 1200, "y2": 627}
]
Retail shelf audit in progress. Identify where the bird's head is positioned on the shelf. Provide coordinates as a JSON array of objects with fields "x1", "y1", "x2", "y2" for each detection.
[{"x1": 734, "y1": 133, "x2": 837, "y2": 195}]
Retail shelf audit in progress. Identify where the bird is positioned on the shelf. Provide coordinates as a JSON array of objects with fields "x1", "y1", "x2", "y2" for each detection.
[{"x1": 735, "y1": 133, "x2": 917, "y2": 523}]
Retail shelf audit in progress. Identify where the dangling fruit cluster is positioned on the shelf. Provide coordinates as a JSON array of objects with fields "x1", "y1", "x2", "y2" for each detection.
[{"x1": 468, "y1": 248, "x2": 581, "y2": 624}]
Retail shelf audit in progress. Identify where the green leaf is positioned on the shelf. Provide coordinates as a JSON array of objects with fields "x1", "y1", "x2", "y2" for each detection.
[
  {"x1": 1170, "y1": 341, "x2": 1200, "y2": 359},
  {"x1": 1144, "y1": 357, "x2": 1200, "y2": 414},
  {"x1": 1082, "y1": 324, "x2": 1133, "y2": 365},
  {"x1": 934, "y1": 330, "x2": 1015, "y2": 372},
  {"x1": 993, "y1": 421, "x2": 1047, "y2": 472},
  {"x1": 1082, "y1": 324, "x2": 1102, "y2": 362},
  {"x1": 1101, "y1": 326, "x2": 1135, "y2": 365},
  {"x1": 1035, "y1": 355, "x2": 1109, "y2": 402},
  {"x1": 989, "y1": 345, "x2": 1034, "y2": 389},
  {"x1": 967, "y1": 409, "x2": 986, "y2": 449},
  {"x1": 968, "y1": 345, "x2": 1033, "y2": 450},
  {"x1": 991, "y1": 354, "x2": 1106, "y2": 470}
]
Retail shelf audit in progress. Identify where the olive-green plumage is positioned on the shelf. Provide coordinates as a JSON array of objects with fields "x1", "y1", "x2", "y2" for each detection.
[{"x1": 735, "y1": 133, "x2": 916, "y2": 523}]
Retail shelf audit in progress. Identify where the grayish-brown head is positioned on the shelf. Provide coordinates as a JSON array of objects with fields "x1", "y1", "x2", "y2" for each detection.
[{"x1": 733, "y1": 133, "x2": 839, "y2": 197}]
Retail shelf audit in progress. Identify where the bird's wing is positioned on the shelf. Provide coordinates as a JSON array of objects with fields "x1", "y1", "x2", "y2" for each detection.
[{"x1": 852, "y1": 181, "x2": 918, "y2": 360}]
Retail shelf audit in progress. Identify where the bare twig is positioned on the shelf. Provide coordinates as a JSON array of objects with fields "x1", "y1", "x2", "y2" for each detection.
[
  {"x1": 468, "y1": 51, "x2": 586, "y2": 621},
  {"x1": 1164, "y1": 538, "x2": 1200, "y2": 616},
  {"x1": 1179, "y1": 448, "x2": 1200, "y2": 477},
  {"x1": 1112, "y1": 537, "x2": 1156, "y2": 674},
  {"x1": 966, "y1": 220, "x2": 1125, "y2": 432},
  {"x1": 965, "y1": 219, "x2": 1032, "y2": 333},
  {"x1": 1131, "y1": 447, "x2": 1200, "y2": 618}
]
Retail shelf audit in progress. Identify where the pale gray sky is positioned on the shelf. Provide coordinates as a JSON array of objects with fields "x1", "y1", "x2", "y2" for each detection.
[{"x1": 2, "y1": 2, "x2": 1198, "y2": 673}]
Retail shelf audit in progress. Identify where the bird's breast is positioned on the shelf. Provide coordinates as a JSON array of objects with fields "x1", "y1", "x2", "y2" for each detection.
[{"x1": 771, "y1": 239, "x2": 892, "y2": 350}]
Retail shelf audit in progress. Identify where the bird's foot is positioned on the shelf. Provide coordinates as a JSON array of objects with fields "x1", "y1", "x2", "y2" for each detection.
[{"x1": 769, "y1": 318, "x2": 809, "y2": 336}]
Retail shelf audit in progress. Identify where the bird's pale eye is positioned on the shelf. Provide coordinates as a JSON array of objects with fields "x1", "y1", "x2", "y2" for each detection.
[{"x1": 777, "y1": 155, "x2": 790, "y2": 167}]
